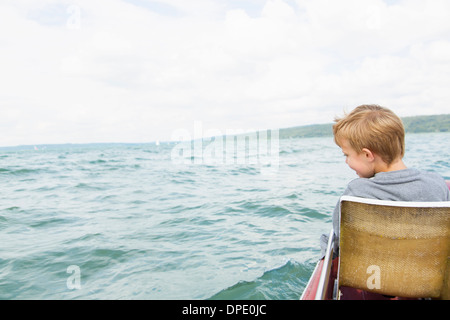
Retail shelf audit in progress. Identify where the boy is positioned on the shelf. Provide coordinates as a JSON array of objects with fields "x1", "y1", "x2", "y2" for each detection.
[{"x1": 320, "y1": 104, "x2": 450, "y2": 256}]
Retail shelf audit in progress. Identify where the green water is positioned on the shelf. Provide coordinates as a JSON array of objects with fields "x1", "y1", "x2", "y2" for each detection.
[{"x1": 0, "y1": 133, "x2": 448, "y2": 299}]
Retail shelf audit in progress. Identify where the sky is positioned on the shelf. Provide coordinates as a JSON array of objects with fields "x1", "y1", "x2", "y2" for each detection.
[{"x1": 1, "y1": 0, "x2": 450, "y2": 147}]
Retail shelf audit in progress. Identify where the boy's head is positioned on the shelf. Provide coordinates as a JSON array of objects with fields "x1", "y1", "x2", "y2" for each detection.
[{"x1": 333, "y1": 105, "x2": 405, "y2": 167}]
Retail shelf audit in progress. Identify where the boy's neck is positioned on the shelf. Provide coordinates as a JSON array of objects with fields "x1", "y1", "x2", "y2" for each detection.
[{"x1": 374, "y1": 157, "x2": 407, "y2": 174}]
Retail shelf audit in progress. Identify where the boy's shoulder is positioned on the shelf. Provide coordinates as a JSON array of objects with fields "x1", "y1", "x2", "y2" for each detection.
[
  {"x1": 350, "y1": 168, "x2": 443, "y2": 185},
  {"x1": 344, "y1": 168, "x2": 449, "y2": 201},
  {"x1": 344, "y1": 177, "x2": 379, "y2": 198}
]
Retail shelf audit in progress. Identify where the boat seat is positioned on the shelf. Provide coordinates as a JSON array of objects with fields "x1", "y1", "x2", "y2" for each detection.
[{"x1": 337, "y1": 196, "x2": 450, "y2": 299}]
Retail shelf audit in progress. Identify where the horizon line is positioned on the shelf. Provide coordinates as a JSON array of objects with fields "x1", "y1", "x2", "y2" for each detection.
[{"x1": 1, "y1": 112, "x2": 448, "y2": 149}]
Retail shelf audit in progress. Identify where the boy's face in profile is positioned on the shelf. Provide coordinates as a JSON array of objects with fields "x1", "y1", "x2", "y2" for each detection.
[{"x1": 340, "y1": 138, "x2": 375, "y2": 178}]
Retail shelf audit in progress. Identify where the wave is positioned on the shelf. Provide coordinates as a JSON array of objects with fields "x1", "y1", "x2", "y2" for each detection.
[
  {"x1": 74, "y1": 182, "x2": 106, "y2": 191},
  {"x1": 228, "y1": 200, "x2": 295, "y2": 218},
  {"x1": 88, "y1": 159, "x2": 107, "y2": 164},
  {"x1": 0, "y1": 168, "x2": 43, "y2": 175},
  {"x1": 208, "y1": 260, "x2": 312, "y2": 300}
]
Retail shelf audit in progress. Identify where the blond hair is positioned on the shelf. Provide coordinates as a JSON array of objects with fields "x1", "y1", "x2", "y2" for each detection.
[{"x1": 333, "y1": 105, "x2": 405, "y2": 165}]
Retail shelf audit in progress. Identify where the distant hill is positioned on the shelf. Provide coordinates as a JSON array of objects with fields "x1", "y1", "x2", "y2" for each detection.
[
  {"x1": 1, "y1": 114, "x2": 448, "y2": 150},
  {"x1": 279, "y1": 123, "x2": 333, "y2": 139},
  {"x1": 401, "y1": 114, "x2": 450, "y2": 133},
  {"x1": 279, "y1": 114, "x2": 450, "y2": 139}
]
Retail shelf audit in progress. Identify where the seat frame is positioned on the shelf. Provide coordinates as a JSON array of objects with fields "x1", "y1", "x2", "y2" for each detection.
[{"x1": 315, "y1": 196, "x2": 450, "y2": 300}]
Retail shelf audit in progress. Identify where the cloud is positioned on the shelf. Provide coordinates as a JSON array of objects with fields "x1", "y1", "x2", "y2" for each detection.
[{"x1": 1, "y1": 0, "x2": 450, "y2": 146}]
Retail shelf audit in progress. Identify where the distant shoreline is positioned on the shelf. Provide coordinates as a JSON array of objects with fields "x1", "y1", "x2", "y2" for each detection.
[
  {"x1": 1, "y1": 114, "x2": 449, "y2": 150},
  {"x1": 279, "y1": 114, "x2": 450, "y2": 139}
]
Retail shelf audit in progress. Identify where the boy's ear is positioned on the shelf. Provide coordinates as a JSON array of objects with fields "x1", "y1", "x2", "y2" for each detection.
[{"x1": 361, "y1": 148, "x2": 375, "y2": 162}]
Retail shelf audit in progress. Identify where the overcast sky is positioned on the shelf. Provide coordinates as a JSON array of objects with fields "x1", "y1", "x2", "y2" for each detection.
[{"x1": 1, "y1": 0, "x2": 450, "y2": 146}]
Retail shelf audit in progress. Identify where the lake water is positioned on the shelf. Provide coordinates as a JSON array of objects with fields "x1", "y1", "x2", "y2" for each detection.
[{"x1": 0, "y1": 132, "x2": 449, "y2": 299}]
